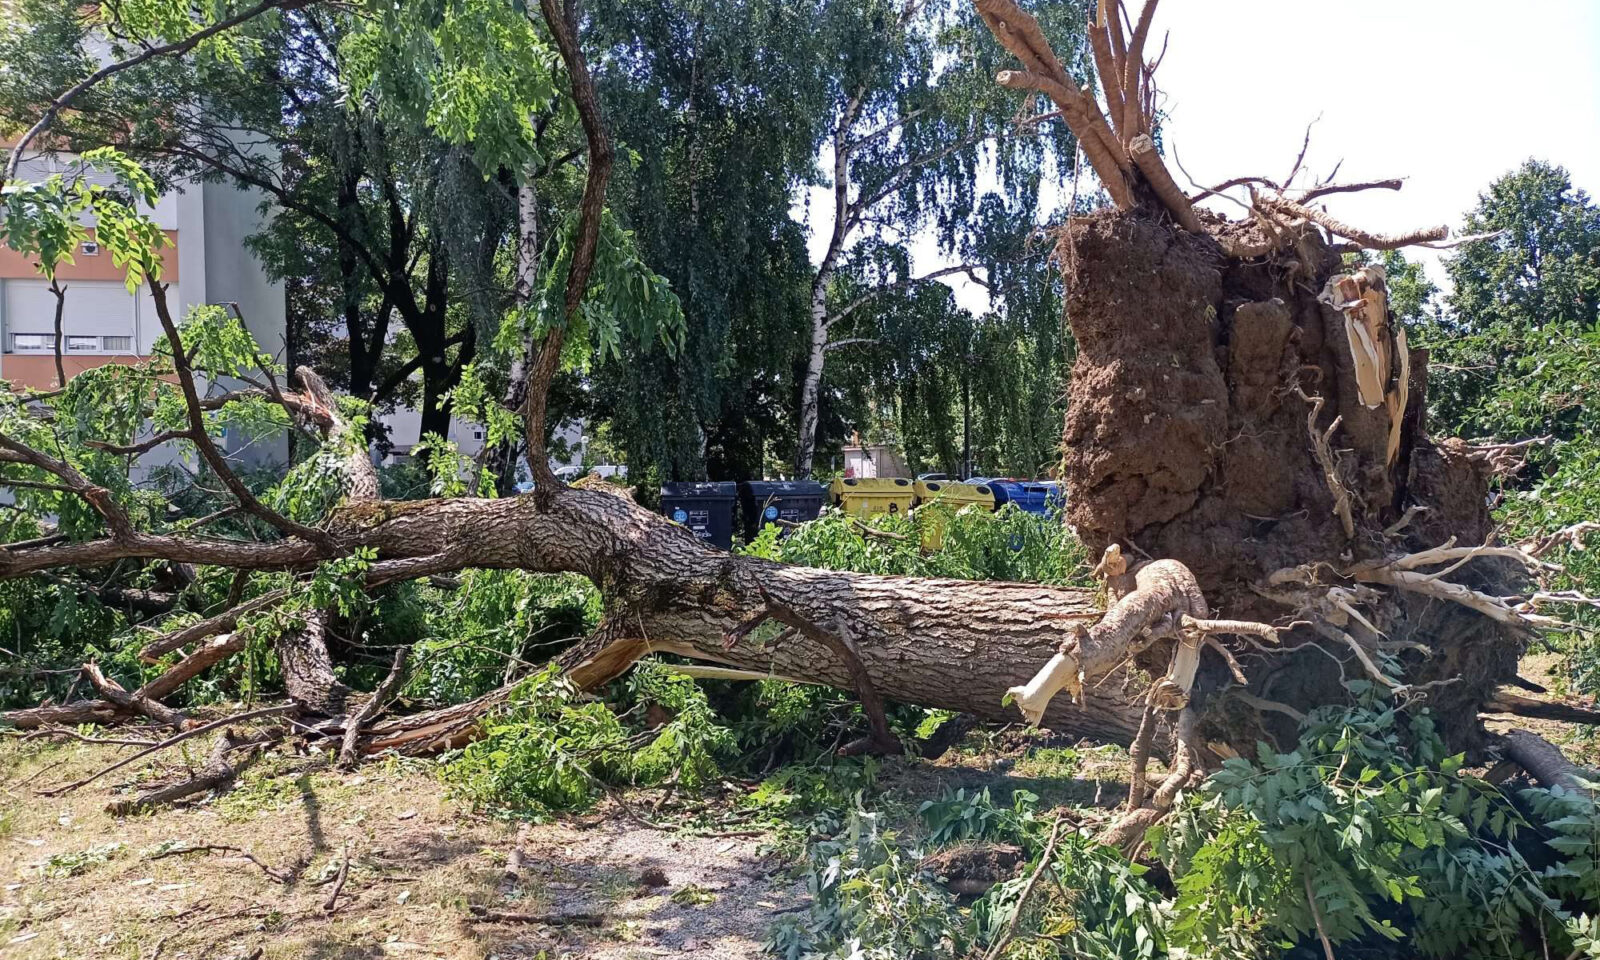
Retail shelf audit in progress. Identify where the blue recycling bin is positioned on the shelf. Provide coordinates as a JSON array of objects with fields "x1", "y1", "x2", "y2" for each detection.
[
  {"x1": 660, "y1": 482, "x2": 738, "y2": 549},
  {"x1": 738, "y1": 480, "x2": 826, "y2": 539},
  {"x1": 976, "y1": 479, "x2": 1065, "y2": 518}
]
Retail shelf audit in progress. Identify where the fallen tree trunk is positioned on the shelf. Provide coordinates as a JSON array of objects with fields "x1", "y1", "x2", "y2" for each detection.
[
  {"x1": 1500, "y1": 729, "x2": 1599, "y2": 792},
  {"x1": 353, "y1": 488, "x2": 1144, "y2": 752}
]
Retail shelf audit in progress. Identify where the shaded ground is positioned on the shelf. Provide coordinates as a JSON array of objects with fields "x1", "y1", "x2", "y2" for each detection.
[
  {"x1": 0, "y1": 732, "x2": 805, "y2": 959},
  {"x1": 1484, "y1": 650, "x2": 1600, "y2": 768},
  {"x1": 0, "y1": 721, "x2": 1117, "y2": 960},
  {"x1": 3, "y1": 659, "x2": 1591, "y2": 958}
]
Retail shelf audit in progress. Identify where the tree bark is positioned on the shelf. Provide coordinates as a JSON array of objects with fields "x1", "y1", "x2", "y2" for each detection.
[
  {"x1": 276, "y1": 610, "x2": 350, "y2": 717},
  {"x1": 795, "y1": 283, "x2": 831, "y2": 478},
  {"x1": 323, "y1": 487, "x2": 1143, "y2": 750}
]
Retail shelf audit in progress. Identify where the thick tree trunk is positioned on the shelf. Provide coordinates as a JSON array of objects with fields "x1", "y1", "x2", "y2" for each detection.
[
  {"x1": 326, "y1": 488, "x2": 1143, "y2": 750},
  {"x1": 276, "y1": 607, "x2": 350, "y2": 717}
]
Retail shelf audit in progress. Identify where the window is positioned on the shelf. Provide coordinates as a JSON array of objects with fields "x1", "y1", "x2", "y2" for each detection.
[
  {"x1": 472, "y1": 428, "x2": 485, "y2": 441},
  {"x1": 66, "y1": 336, "x2": 99, "y2": 352},
  {"x1": 101, "y1": 336, "x2": 133, "y2": 352},
  {"x1": 10, "y1": 333, "x2": 51, "y2": 352}
]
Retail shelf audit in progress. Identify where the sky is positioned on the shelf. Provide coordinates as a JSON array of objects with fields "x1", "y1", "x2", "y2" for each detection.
[{"x1": 809, "y1": 0, "x2": 1600, "y2": 315}]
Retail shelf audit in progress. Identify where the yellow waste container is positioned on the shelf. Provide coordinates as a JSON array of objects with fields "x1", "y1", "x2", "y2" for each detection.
[
  {"x1": 828, "y1": 477, "x2": 915, "y2": 519},
  {"x1": 913, "y1": 480, "x2": 997, "y2": 550}
]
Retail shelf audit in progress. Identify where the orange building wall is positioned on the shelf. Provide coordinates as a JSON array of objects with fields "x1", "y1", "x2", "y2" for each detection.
[
  {"x1": 2, "y1": 353, "x2": 146, "y2": 392},
  {"x1": 0, "y1": 228, "x2": 179, "y2": 283}
]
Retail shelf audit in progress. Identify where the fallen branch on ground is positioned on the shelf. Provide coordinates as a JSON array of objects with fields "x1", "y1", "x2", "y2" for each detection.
[
  {"x1": 106, "y1": 727, "x2": 268, "y2": 815},
  {"x1": 468, "y1": 905, "x2": 606, "y2": 926},
  {"x1": 38, "y1": 702, "x2": 294, "y2": 797},
  {"x1": 323, "y1": 839, "x2": 352, "y2": 913},
  {"x1": 337, "y1": 646, "x2": 410, "y2": 769},
  {"x1": 147, "y1": 844, "x2": 294, "y2": 883}
]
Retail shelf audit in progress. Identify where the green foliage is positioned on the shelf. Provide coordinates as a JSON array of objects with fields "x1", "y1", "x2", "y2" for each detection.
[
  {"x1": 773, "y1": 791, "x2": 1168, "y2": 960},
  {"x1": 344, "y1": 0, "x2": 558, "y2": 175},
  {"x1": 443, "y1": 665, "x2": 631, "y2": 818},
  {"x1": 513, "y1": 210, "x2": 687, "y2": 365},
  {"x1": 1155, "y1": 698, "x2": 1592, "y2": 959},
  {"x1": 740, "y1": 504, "x2": 1090, "y2": 587},
  {"x1": 1522, "y1": 777, "x2": 1600, "y2": 907},
  {"x1": 626, "y1": 662, "x2": 736, "y2": 790},
  {"x1": 442, "y1": 658, "x2": 739, "y2": 817},
  {"x1": 769, "y1": 807, "x2": 969, "y2": 960},
  {"x1": 402, "y1": 570, "x2": 599, "y2": 706},
  {"x1": 0, "y1": 146, "x2": 165, "y2": 288},
  {"x1": 42, "y1": 842, "x2": 126, "y2": 878},
  {"x1": 919, "y1": 786, "x2": 1033, "y2": 845},
  {"x1": 974, "y1": 831, "x2": 1168, "y2": 960}
]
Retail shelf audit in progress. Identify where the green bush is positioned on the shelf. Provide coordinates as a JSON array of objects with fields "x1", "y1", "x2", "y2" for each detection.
[
  {"x1": 770, "y1": 696, "x2": 1600, "y2": 960},
  {"x1": 442, "y1": 665, "x2": 631, "y2": 818},
  {"x1": 739, "y1": 504, "x2": 1091, "y2": 587}
]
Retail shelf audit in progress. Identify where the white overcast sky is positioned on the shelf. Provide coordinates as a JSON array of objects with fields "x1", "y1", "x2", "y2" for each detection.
[{"x1": 806, "y1": 0, "x2": 1600, "y2": 315}]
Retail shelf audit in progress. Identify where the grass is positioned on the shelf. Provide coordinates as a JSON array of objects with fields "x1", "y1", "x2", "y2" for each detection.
[{"x1": 0, "y1": 728, "x2": 512, "y2": 959}]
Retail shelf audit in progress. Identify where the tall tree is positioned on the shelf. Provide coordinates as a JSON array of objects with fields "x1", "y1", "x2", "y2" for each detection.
[
  {"x1": 0, "y1": 1, "x2": 563, "y2": 443},
  {"x1": 1421, "y1": 161, "x2": 1600, "y2": 452},
  {"x1": 584, "y1": 0, "x2": 825, "y2": 481},
  {"x1": 791, "y1": 0, "x2": 1078, "y2": 477}
]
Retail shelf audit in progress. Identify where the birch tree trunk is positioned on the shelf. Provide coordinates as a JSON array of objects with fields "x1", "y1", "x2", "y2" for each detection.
[{"x1": 795, "y1": 281, "x2": 832, "y2": 478}]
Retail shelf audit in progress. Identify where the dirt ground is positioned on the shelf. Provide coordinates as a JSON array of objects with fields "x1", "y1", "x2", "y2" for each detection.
[
  {"x1": 0, "y1": 735, "x2": 806, "y2": 960},
  {"x1": 2, "y1": 659, "x2": 1592, "y2": 959}
]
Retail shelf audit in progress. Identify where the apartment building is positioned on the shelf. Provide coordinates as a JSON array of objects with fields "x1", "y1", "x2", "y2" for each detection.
[{"x1": 1, "y1": 144, "x2": 286, "y2": 397}]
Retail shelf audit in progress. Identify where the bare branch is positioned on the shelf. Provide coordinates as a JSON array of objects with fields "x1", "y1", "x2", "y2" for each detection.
[
  {"x1": 1189, "y1": 175, "x2": 1282, "y2": 204},
  {"x1": 1298, "y1": 178, "x2": 1405, "y2": 202},
  {"x1": 824, "y1": 337, "x2": 880, "y2": 353},
  {"x1": 86, "y1": 430, "x2": 191, "y2": 457},
  {"x1": 37, "y1": 702, "x2": 293, "y2": 797},
  {"x1": 825, "y1": 262, "x2": 990, "y2": 329},
  {"x1": 1257, "y1": 193, "x2": 1447, "y2": 250},
  {"x1": 139, "y1": 588, "x2": 288, "y2": 661},
  {"x1": 338, "y1": 645, "x2": 410, "y2": 769}
]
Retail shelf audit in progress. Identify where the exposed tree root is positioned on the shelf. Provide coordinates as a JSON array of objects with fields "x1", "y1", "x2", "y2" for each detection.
[
  {"x1": 1008, "y1": 546, "x2": 1209, "y2": 724},
  {"x1": 1100, "y1": 708, "x2": 1202, "y2": 849}
]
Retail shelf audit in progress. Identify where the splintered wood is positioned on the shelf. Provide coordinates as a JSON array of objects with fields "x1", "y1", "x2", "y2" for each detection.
[{"x1": 1319, "y1": 265, "x2": 1409, "y2": 466}]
